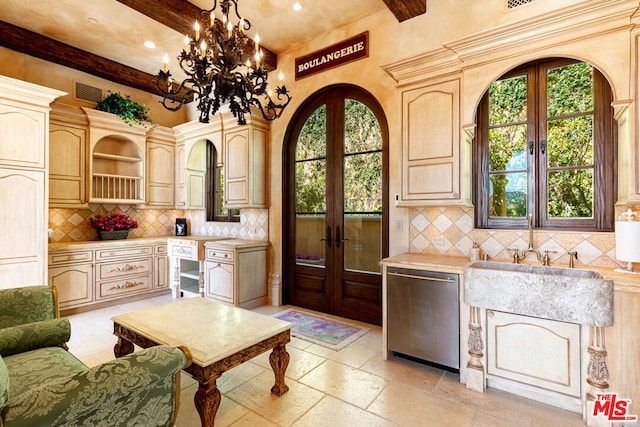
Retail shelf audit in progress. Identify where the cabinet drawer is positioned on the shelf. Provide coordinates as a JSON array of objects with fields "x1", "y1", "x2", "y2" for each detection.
[
  {"x1": 170, "y1": 244, "x2": 198, "y2": 260},
  {"x1": 97, "y1": 258, "x2": 152, "y2": 281},
  {"x1": 97, "y1": 275, "x2": 152, "y2": 300},
  {"x1": 154, "y1": 244, "x2": 168, "y2": 255},
  {"x1": 49, "y1": 250, "x2": 93, "y2": 265},
  {"x1": 95, "y1": 246, "x2": 152, "y2": 260},
  {"x1": 206, "y1": 248, "x2": 234, "y2": 263}
]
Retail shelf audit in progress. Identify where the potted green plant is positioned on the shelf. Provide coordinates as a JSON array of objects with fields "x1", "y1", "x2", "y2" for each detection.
[{"x1": 96, "y1": 91, "x2": 154, "y2": 127}]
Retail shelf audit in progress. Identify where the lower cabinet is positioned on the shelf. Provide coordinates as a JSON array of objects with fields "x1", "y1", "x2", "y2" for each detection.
[
  {"x1": 48, "y1": 262, "x2": 94, "y2": 308},
  {"x1": 204, "y1": 240, "x2": 268, "y2": 309},
  {"x1": 48, "y1": 239, "x2": 169, "y2": 312},
  {"x1": 486, "y1": 310, "x2": 581, "y2": 398}
]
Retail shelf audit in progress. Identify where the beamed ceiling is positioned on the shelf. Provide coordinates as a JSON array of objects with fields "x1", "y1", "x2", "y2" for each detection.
[{"x1": 0, "y1": 0, "x2": 425, "y2": 96}]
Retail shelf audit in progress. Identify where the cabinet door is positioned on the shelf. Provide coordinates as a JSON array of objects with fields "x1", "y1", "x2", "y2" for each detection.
[
  {"x1": 205, "y1": 261, "x2": 234, "y2": 303},
  {"x1": 0, "y1": 105, "x2": 46, "y2": 169},
  {"x1": 155, "y1": 255, "x2": 169, "y2": 289},
  {"x1": 224, "y1": 126, "x2": 267, "y2": 208},
  {"x1": 48, "y1": 264, "x2": 93, "y2": 308},
  {"x1": 49, "y1": 124, "x2": 86, "y2": 206},
  {"x1": 487, "y1": 310, "x2": 581, "y2": 397},
  {"x1": 175, "y1": 144, "x2": 186, "y2": 208},
  {"x1": 0, "y1": 168, "x2": 46, "y2": 288},
  {"x1": 401, "y1": 79, "x2": 460, "y2": 204},
  {"x1": 147, "y1": 142, "x2": 175, "y2": 207}
]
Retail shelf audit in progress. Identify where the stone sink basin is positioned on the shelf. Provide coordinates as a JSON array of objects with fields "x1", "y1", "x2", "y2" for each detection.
[{"x1": 464, "y1": 261, "x2": 613, "y2": 326}]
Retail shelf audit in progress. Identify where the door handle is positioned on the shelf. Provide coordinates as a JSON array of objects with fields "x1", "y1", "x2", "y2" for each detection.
[
  {"x1": 320, "y1": 226, "x2": 332, "y2": 247},
  {"x1": 335, "y1": 226, "x2": 350, "y2": 248}
]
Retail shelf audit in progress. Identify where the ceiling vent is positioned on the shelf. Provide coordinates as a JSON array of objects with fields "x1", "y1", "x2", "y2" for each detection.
[
  {"x1": 507, "y1": 0, "x2": 536, "y2": 8},
  {"x1": 74, "y1": 82, "x2": 103, "y2": 104}
]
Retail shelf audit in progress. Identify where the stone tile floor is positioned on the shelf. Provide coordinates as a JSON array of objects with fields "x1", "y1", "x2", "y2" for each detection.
[{"x1": 66, "y1": 293, "x2": 586, "y2": 426}]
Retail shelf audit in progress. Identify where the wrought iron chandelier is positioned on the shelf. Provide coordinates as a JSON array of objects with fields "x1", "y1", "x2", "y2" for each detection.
[{"x1": 154, "y1": 0, "x2": 291, "y2": 125}]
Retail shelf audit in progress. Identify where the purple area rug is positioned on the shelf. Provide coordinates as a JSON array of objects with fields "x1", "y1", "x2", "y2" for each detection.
[{"x1": 273, "y1": 309, "x2": 370, "y2": 351}]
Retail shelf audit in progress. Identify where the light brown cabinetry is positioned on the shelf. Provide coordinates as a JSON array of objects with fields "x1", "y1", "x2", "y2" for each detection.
[
  {"x1": 83, "y1": 108, "x2": 147, "y2": 204},
  {"x1": 47, "y1": 249, "x2": 94, "y2": 309},
  {"x1": 0, "y1": 76, "x2": 64, "y2": 289},
  {"x1": 223, "y1": 113, "x2": 268, "y2": 209},
  {"x1": 154, "y1": 244, "x2": 169, "y2": 289},
  {"x1": 204, "y1": 240, "x2": 268, "y2": 308},
  {"x1": 399, "y1": 78, "x2": 461, "y2": 205},
  {"x1": 49, "y1": 238, "x2": 169, "y2": 312},
  {"x1": 146, "y1": 127, "x2": 175, "y2": 207},
  {"x1": 49, "y1": 103, "x2": 88, "y2": 207}
]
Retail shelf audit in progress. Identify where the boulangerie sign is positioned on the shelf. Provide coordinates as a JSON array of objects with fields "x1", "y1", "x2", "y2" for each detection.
[{"x1": 295, "y1": 32, "x2": 369, "y2": 80}]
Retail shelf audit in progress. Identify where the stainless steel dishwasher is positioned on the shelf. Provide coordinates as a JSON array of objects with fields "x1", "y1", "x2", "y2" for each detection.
[{"x1": 387, "y1": 267, "x2": 459, "y2": 370}]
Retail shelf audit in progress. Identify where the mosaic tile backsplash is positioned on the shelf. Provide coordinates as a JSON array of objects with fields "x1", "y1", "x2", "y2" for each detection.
[
  {"x1": 48, "y1": 206, "x2": 268, "y2": 243},
  {"x1": 409, "y1": 206, "x2": 638, "y2": 269}
]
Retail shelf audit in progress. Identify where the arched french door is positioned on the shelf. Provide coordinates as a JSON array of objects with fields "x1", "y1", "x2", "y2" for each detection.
[{"x1": 283, "y1": 85, "x2": 388, "y2": 325}]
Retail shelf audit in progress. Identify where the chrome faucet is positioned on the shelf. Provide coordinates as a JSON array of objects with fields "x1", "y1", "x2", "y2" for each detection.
[
  {"x1": 568, "y1": 251, "x2": 578, "y2": 268},
  {"x1": 509, "y1": 214, "x2": 543, "y2": 264}
]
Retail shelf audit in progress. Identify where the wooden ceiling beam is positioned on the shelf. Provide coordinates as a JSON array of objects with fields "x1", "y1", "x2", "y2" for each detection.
[
  {"x1": 382, "y1": 0, "x2": 427, "y2": 22},
  {"x1": 0, "y1": 20, "x2": 159, "y2": 95},
  {"x1": 116, "y1": 0, "x2": 278, "y2": 71}
]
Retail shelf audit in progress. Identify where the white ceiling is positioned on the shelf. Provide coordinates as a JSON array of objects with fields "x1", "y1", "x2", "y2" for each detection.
[{"x1": 0, "y1": 0, "x2": 387, "y2": 76}]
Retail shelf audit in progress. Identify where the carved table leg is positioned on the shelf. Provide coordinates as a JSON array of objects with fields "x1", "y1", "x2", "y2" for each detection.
[
  {"x1": 466, "y1": 305, "x2": 486, "y2": 392},
  {"x1": 194, "y1": 377, "x2": 221, "y2": 427},
  {"x1": 269, "y1": 343, "x2": 290, "y2": 396},
  {"x1": 114, "y1": 336, "x2": 134, "y2": 358}
]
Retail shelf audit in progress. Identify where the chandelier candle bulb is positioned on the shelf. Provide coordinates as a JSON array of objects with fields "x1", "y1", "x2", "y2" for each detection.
[
  {"x1": 227, "y1": 20, "x2": 233, "y2": 38},
  {"x1": 163, "y1": 54, "x2": 169, "y2": 73},
  {"x1": 184, "y1": 35, "x2": 190, "y2": 52},
  {"x1": 194, "y1": 21, "x2": 200, "y2": 40},
  {"x1": 279, "y1": 72, "x2": 284, "y2": 86},
  {"x1": 255, "y1": 33, "x2": 260, "y2": 51}
]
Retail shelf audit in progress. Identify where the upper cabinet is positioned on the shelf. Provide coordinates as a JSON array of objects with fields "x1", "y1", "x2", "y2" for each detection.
[
  {"x1": 146, "y1": 126, "x2": 176, "y2": 207},
  {"x1": 399, "y1": 78, "x2": 462, "y2": 206},
  {"x1": 49, "y1": 103, "x2": 88, "y2": 208},
  {"x1": 222, "y1": 111, "x2": 268, "y2": 209},
  {"x1": 0, "y1": 76, "x2": 65, "y2": 289},
  {"x1": 49, "y1": 106, "x2": 177, "y2": 207},
  {"x1": 174, "y1": 109, "x2": 269, "y2": 211},
  {"x1": 83, "y1": 108, "x2": 147, "y2": 204}
]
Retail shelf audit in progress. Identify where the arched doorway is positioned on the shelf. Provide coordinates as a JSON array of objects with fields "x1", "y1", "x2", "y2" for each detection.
[{"x1": 282, "y1": 84, "x2": 389, "y2": 325}]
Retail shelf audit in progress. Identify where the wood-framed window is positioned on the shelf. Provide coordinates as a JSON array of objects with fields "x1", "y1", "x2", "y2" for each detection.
[
  {"x1": 206, "y1": 141, "x2": 239, "y2": 222},
  {"x1": 474, "y1": 58, "x2": 615, "y2": 231}
]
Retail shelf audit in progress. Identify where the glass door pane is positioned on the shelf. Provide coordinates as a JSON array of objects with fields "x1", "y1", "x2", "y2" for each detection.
[
  {"x1": 295, "y1": 105, "x2": 327, "y2": 267},
  {"x1": 342, "y1": 99, "x2": 382, "y2": 273}
]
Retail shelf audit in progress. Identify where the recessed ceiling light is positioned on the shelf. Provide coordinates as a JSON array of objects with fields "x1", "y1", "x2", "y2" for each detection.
[
  {"x1": 87, "y1": 17, "x2": 98, "y2": 25},
  {"x1": 144, "y1": 41, "x2": 157, "y2": 49},
  {"x1": 293, "y1": 2, "x2": 303, "y2": 11}
]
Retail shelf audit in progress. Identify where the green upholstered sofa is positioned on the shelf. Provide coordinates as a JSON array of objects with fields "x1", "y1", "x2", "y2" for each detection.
[{"x1": 0, "y1": 286, "x2": 191, "y2": 427}]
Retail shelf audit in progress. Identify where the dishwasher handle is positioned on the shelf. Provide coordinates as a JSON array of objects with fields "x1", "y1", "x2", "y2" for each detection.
[{"x1": 388, "y1": 271, "x2": 456, "y2": 283}]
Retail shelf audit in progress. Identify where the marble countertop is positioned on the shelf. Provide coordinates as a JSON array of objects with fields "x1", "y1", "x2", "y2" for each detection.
[
  {"x1": 50, "y1": 236, "x2": 268, "y2": 251},
  {"x1": 381, "y1": 252, "x2": 640, "y2": 293},
  {"x1": 205, "y1": 239, "x2": 269, "y2": 249},
  {"x1": 49, "y1": 236, "x2": 173, "y2": 251}
]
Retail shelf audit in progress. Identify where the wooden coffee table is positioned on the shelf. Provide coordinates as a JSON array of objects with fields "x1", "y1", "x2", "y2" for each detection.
[{"x1": 112, "y1": 298, "x2": 292, "y2": 426}]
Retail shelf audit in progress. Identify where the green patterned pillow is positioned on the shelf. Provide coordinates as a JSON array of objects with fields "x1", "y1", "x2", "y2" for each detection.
[{"x1": 0, "y1": 319, "x2": 70, "y2": 357}]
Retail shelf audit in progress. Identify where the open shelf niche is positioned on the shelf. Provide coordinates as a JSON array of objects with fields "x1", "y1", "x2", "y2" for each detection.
[{"x1": 83, "y1": 108, "x2": 148, "y2": 204}]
